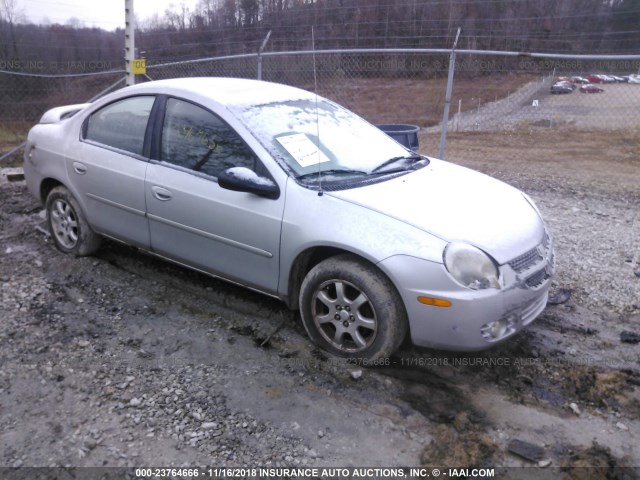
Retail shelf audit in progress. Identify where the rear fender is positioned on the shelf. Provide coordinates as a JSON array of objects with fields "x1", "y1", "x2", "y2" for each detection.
[{"x1": 39, "y1": 104, "x2": 91, "y2": 124}]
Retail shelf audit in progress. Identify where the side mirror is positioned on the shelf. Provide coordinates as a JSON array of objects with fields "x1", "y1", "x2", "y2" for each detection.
[{"x1": 217, "y1": 167, "x2": 280, "y2": 200}]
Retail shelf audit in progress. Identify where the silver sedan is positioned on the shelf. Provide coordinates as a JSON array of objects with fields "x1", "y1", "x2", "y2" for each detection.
[{"x1": 24, "y1": 77, "x2": 554, "y2": 360}]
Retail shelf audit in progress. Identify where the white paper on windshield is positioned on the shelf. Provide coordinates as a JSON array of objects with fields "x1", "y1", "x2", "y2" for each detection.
[{"x1": 276, "y1": 133, "x2": 330, "y2": 168}]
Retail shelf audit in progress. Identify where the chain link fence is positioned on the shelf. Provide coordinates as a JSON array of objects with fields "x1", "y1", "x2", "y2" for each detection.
[
  {"x1": 2, "y1": 49, "x2": 640, "y2": 163},
  {"x1": 0, "y1": 70, "x2": 125, "y2": 160}
]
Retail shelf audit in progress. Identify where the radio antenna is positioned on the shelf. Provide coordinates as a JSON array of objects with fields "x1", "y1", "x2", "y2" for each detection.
[{"x1": 312, "y1": 26, "x2": 323, "y2": 196}]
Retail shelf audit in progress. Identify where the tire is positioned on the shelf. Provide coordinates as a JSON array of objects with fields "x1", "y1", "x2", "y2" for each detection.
[
  {"x1": 299, "y1": 254, "x2": 408, "y2": 361},
  {"x1": 46, "y1": 186, "x2": 101, "y2": 256}
]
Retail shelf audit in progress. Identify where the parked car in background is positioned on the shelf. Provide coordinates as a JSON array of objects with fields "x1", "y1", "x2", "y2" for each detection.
[
  {"x1": 580, "y1": 84, "x2": 604, "y2": 93},
  {"x1": 627, "y1": 74, "x2": 640, "y2": 84},
  {"x1": 585, "y1": 75, "x2": 606, "y2": 83},
  {"x1": 570, "y1": 76, "x2": 589, "y2": 84},
  {"x1": 23, "y1": 78, "x2": 555, "y2": 360},
  {"x1": 550, "y1": 82, "x2": 574, "y2": 94}
]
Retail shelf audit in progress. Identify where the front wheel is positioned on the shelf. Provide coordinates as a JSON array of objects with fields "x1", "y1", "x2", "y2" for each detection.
[
  {"x1": 46, "y1": 186, "x2": 101, "y2": 256},
  {"x1": 299, "y1": 254, "x2": 408, "y2": 361}
]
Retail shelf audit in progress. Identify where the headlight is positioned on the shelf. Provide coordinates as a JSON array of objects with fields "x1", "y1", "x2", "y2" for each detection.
[{"x1": 443, "y1": 242, "x2": 500, "y2": 290}]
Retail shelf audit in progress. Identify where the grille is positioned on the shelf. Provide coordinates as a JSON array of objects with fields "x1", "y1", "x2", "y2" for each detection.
[
  {"x1": 508, "y1": 248, "x2": 543, "y2": 273},
  {"x1": 508, "y1": 228, "x2": 552, "y2": 274},
  {"x1": 525, "y1": 269, "x2": 549, "y2": 288}
]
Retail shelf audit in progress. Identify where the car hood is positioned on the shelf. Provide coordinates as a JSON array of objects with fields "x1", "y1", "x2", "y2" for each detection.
[{"x1": 328, "y1": 158, "x2": 544, "y2": 264}]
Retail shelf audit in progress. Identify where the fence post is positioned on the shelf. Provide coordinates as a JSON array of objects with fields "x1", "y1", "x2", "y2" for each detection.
[
  {"x1": 257, "y1": 30, "x2": 272, "y2": 80},
  {"x1": 438, "y1": 27, "x2": 461, "y2": 160},
  {"x1": 124, "y1": 0, "x2": 136, "y2": 86}
]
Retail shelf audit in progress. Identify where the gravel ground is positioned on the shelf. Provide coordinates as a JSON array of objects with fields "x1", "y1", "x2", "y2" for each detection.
[
  {"x1": 1, "y1": 132, "x2": 640, "y2": 477},
  {"x1": 439, "y1": 128, "x2": 640, "y2": 317}
]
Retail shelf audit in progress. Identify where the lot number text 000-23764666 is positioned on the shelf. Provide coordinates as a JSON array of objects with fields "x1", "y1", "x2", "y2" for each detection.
[{"x1": 133, "y1": 467, "x2": 496, "y2": 478}]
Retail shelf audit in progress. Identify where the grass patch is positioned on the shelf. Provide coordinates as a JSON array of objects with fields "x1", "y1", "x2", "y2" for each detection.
[
  {"x1": 315, "y1": 73, "x2": 536, "y2": 128},
  {"x1": 0, "y1": 122, "x2": 29, "y2": 148},
  {"x1": 0, "y1": 122, "x2": 28, "y2": 167},
  {"x1": 417, "y1": 127, "x2": 640, "y2": 200}
]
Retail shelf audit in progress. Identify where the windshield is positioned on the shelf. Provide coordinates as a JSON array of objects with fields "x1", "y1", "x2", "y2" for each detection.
[{"x1": 233, "y1": 98, "x2": 411, "y2": 178}]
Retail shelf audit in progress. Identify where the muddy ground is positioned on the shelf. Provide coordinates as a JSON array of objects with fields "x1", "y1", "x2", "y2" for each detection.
[{"x1": 1, "y1": 128, "x2": 639, "y2": 478}]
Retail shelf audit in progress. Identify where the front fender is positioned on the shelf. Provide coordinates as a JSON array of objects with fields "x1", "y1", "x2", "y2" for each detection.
[{"x1": 277, "y1": 179, "x2": 447, "y2": 300}]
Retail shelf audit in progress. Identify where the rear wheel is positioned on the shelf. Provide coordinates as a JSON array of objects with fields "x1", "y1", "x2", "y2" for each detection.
[
  {"x1": 46, "y1": 186, "x2": 101, "y2": 256},
  {"x1": 299, "y1": 254, "x2": 407, "y2": 361}
]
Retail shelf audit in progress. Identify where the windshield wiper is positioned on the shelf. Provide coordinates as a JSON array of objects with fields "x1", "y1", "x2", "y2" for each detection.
[
  {"x1": 371, "y1": 154, "x2": 424, "y2": 174},
  {"x1": 297, "y1": 169, "x2": 367, "y2": 180}
]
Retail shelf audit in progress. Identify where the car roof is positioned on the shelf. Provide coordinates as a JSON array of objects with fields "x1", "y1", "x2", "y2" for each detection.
[{"x1": 123, "y1": 77, "x2": 317, "y2": 108}]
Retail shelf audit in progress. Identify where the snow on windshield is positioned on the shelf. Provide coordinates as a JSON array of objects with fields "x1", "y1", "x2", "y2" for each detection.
[{"x1": 232, "y1": 99, "x2": 408, "y2": 176}]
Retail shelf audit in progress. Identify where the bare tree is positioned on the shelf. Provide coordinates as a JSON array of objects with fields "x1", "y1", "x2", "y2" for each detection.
[
  {"x1": 240, "y1": 0, "x2": 259, "y2": 26},
  {"x1": 1, "y1": 0, "x2": 23, "y2": 56},
  {"x1": 164, "y1": 1, "x2": 192, "y2": 31},
  {"x1": 221, "y1": 0, "x2": 238, "y2": 27}
]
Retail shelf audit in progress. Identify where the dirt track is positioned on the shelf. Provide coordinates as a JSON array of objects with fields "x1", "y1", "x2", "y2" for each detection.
[{"x1": 1, "y1": 128, "x2": 640, "y2": 477}]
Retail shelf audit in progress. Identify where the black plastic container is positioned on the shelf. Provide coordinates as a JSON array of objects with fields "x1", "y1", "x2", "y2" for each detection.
[{"x1": 376, "y1": 124, "x2": 420, "y2": 150}]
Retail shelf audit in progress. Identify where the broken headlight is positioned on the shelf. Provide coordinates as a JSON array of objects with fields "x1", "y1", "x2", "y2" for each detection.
[{"x1": 443, "y1": 242, "x2": 500, "y2": 290}]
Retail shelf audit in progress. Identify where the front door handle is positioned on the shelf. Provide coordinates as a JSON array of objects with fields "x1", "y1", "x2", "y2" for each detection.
[
  {"x1": 73, "y1": 162, "x2": 87, "y2": 175},
  {"x1": 152, "y1": 186, "x2": 172, "y2": 201}
]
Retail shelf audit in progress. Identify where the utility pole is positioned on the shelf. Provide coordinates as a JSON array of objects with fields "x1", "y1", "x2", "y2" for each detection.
[
  {"x1": 438, "y1": 27, "x2": 461, "y2": 160},
  {"x1": 125, "y1": 0, "x2": 135, "y2": 86},
  {"x1": 257, "y1": 30, "x2": 272, "y2": 80}
]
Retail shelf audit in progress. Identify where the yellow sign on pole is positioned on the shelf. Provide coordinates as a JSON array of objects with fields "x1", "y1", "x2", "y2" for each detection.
[{"x1": 132, "y1": 59, "x2": 146, "y2": 75}]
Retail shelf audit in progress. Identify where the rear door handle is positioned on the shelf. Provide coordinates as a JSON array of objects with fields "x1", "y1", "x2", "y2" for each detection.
[
  {"x1": 73, "y1": 162, "x2": 87, "y2": 175},
  {"x1": 152, "y1": 186, "x2": 172, "y2": 201}
]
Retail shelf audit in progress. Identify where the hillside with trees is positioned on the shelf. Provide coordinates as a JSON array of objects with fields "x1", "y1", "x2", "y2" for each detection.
[{"x1": 1, "y1": 0, "x2": 640, "y2": 73}]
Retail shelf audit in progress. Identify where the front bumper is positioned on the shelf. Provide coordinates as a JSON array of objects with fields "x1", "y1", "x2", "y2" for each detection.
[{"x1": 378, "y1": 243, "x2": 554, "y2": 351}]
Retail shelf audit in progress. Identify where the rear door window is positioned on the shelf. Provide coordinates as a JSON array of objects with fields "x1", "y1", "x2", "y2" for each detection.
[{"x1": 84, "y1": 96, "x2": 155, "y2": 156}]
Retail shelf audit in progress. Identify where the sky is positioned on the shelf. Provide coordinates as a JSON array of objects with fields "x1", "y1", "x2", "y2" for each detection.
[{"x1": 19, "y1": 0, "x2": 200, "y2": 30}]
